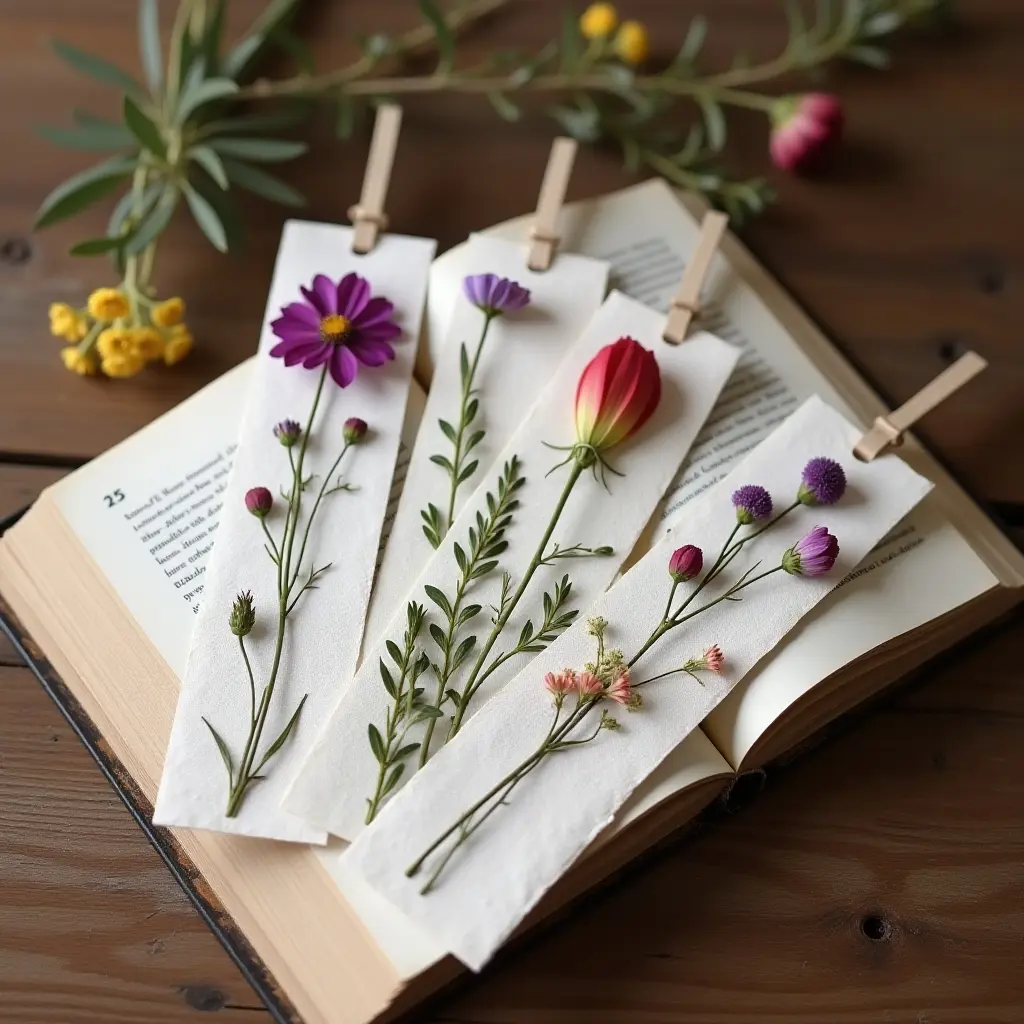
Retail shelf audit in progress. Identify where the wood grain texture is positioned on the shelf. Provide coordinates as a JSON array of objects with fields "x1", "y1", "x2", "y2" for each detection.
[
  {"x1": 0, "y1": 0, "x2": 1021, "y2": 501},
  {"x1": 1, "y1": 1, "x2": 1024, "y2": 1022}
]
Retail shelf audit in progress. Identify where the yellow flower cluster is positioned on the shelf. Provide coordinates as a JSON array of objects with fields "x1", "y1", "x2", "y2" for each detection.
[
  {"x1": 50, "y1": 288, "x2": 194, "y2": 379},
  {"x1": 579, "y1": 3, "x2": 649, "y2": 66}
]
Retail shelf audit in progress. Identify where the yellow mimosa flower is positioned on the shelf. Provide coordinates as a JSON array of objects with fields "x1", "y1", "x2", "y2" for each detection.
[
  {"x1": 60, "y1": 347, "x2": 99, "y2": 376},
  {"x1": 132, "y1": 327, "x2": 165, "y2": 361},
  {"x1": 152, "y1": 297, "x2": 186, "y2": 328},
  {"x1": 101, "y1": 352, "x2": 145, "y2": 378},
  {"x1": 164, "y1": 325, "x2": 194, "y2": 366},
  {"x1": 87, "y1": 287, "x2": 130, "y2": 322},
  {"x1": 97, "y1": 327, "x2": 137, "y2": 360},
  {"x1": 580, "y1": 2, "x2": 618, "y2": 40},
  {"x1": 615, "y1": 20, "x2": 649, "y2": 65},
  {"x1": 49, "y1": 302, "x2": 79, "y2": 340}
]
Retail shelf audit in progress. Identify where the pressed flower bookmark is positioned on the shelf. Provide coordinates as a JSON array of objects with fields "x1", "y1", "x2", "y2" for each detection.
[
  {"x1": 362, "y1": 234, "x2": 609, "y2": 652},
  {"x1": 341, "y1": 396, "x2": 934, "y2": 970},
  {"x1": 284, "y1": 290, "x2": 739, "y2": 840},
  {"x1": 155, "y1": 118, "x2": 436, "y2": 840}
]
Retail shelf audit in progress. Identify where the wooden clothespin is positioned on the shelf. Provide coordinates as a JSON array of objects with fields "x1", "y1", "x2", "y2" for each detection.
[
  {"x1": 663, "y1": 210, "x2": 729, "y2": 344},
  {"x1": 854, "y1": 352, "x2": 988, "y2": 461},
  {"x1": 348, "y1": 104, "x2": 403, "y2": 254},
  {"x1": 527, "y1": 138, "x2": 578, "y2": 271}
]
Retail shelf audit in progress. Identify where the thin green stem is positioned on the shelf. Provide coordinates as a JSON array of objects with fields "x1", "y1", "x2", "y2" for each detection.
[
  {"x1": 239, "y1": 635, "x2": 257, "y2": 730},
  {"x1": 448, "y1": 461, "x2": 586, "y2": 737},
  {"x1": 226, "y1": 363, "x2": 329, "y2": 817},
  {"x1": 445, "y1": 312, "x2": 495, "y2": 532}
]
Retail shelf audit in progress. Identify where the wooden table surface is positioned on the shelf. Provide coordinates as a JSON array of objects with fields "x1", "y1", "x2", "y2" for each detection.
[{"x1": 2, "y1": 1, "x2": 1023, "y2": 1022}]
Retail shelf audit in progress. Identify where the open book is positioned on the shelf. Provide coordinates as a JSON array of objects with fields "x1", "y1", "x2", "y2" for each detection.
[{"x1": 1, "y1": 180, "x2": 1020, "y2": 1024}]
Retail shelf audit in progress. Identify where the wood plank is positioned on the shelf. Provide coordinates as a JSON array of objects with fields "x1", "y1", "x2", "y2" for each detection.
[
  {"x1": 0, "y1": 664, "x2": 269, "y2": 1023},
  {"x1": 0, "y1": 1, "x2": 1021, "y2": 504}
]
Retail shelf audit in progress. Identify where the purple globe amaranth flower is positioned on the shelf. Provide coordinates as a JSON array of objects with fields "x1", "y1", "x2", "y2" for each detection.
[
  {"x1": 798, "y1": 456, "x2": 847, "y2": 506},
  {"x1": 245, "y1": 486, "x2": 273, "y2": 518},
  {"x1": 269, "y1": 272, "x2": 401, "y2": 389},
  {"x1": 669, "y1": 544, "x2": 703, "y2": 583},
  {"x1": 273, "y1": 419, "x2": 302, "y2": 448},
  {"x1": 782, "y1": 526, "x2": 840, "y2": 577},
  {"x1": 732, "y1": 484, "x2": 773, "y2": 525},
  {"x1": 462, "y1": 273, "x2": 531, "y2": 317},
  {"x1": 343, "y1": 417, "x2": 368, "y2": 444}
]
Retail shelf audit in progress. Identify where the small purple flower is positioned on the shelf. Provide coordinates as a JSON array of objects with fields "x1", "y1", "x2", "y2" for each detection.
[
  {"x1": 343, "y1": 417, "x2": 368, "y2": 444},
  {"x1": 669, "y1": 544, "x2": 703, "y2": 583},
  {"x1": 245, "y1": 486, "x2": 273, "y2": 518},
  {"x1": 273, "y1": 419, "x2": 302, "y2": 448},
  {"x1": 463, "y1": 274, "x2": 531, "y2": 317},
  {"x1": 782, "y1": 526, "x2": 839, "y2": 577},
  {"x1": 732, "y1": 484, "x2": 773, "y2": 526},
  {"x1": 798, "y1": 457, "x2": 847, "y2": 506},
  {"x1": 269, "y1": 272, "x2": 401, "y2": 389}
]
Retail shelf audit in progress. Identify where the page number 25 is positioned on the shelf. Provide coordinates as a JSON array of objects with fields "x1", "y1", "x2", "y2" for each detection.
[{"x1": 103, "y1": 489, "x2": 125, "y2": 508}]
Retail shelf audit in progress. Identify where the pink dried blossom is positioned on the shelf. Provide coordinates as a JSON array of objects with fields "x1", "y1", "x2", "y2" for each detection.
[
  {"x1": 577, "y1": 671, "x2": 604, "y2": 697},
  {"x1": 703, "y1": 645, "x2": 725, "y2": 673},
  {"x1": 605, "y1": 671, "x2": 633, "y2": 705},
  {"x1": 770, "y1": 93, "x2": 844, "y2": 174},
  {"x1": 544, "y1": 669, "x2": 577, "y2": 697}
]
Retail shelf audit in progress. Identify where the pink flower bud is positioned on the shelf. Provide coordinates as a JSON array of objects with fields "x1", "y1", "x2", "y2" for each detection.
[
  {"x1": 703, "y1": 645, "x2": 725, "y2": 674},
  {"x1": 343, "y1": 417, "x2": 368, "y2": 444},
  {"x1": 605, "y1": 671, "x2": 633, "y2": 706},
  {"x1": 782, "y1": 526, "x2": 840, "y2": 577},
  {"x1": 770, "y1": 93, "x2": 844, "y2": 174},
  {"x1": 669, "y1": 544, "x2": 703, "y2": 583},
  {"x1": 574, "y1": 337, "x2": 662, "y2": 454},
  {"x1": 245, "y1": 486, "x2": 273, "y2": 518}
]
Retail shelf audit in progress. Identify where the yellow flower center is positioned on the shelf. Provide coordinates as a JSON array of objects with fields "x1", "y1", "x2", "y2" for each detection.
[{"x1": 320, "y1": 314, "x2": 352, "y2": 344}]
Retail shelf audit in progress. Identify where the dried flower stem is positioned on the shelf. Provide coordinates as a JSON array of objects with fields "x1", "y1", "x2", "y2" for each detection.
[
  {"x1": 407, "y1": 507, "x2": 790, "y2": 889},
  {"x1": 447, "y1": 459, "x2": 597, "y2": 737},
  {"x1": 213, "y1": 363, "x2": 357, "y2": 817}
]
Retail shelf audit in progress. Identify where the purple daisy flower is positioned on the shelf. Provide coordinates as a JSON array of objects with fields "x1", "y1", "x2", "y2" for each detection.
[
  {"x1": 732, "y1": 484, "x2": 773, "y2": 526},
  {"x1": 798, "y1": 457, "x2": 847, "y2": 506},
  {"x1": 269, "y1": 272, "x2": 401, "y2": 388},
  {"x1": 463, "y1": 273, "x2": 531, "y2": 317},
  {"x1": 782, "y1": 526, "x2": 840, "y2": 577}
]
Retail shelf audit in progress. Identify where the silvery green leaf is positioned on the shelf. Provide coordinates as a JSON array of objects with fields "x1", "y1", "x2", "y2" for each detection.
[
  {"x1": 488, "y1": 92, "x2": 522, "y2": 122},
  {"x1": 176, "y1": 77, "x2": 239, "y2": 124},
  {"x1": 37, "y1": 119, "x2": 135, "y2": 151},
  {"x1": 51, "y1": 39, "x2": 146, "y2": 100},
  {"x1": 379, "y1": 659, "x2": 397, "y2": 698},
  {"x1": 138, "y1": 0, "x2": 163, "y2": 93},
  {"x1": 69, "y1": 236, "x2": 130, "y2": 257},
  {"x1": 394, "y1": 744, "x2": 420, "y2": 762},
  {"x1": 550, "y1": 104, "x2": 601, "y2": 143},
  {"x1": 35, "y1": 155, "x2": 135, "y2": 229},
  {"x1": 677, "y1": 15, "x2": 708, "y2": 65},
  {"x1": 255, "y1": 694, "x2": 307, "y2": 770},
  {"x1": 424, "y1": 585, "x2": 453, "y2": 619},
  {"x1": 381, "y1": 764, "x2": 405, "y2": 798},
  {"x1": 452, "y1": 635, "x2": 476, "y2": 669},
  {"x1": 457, "y1": 460, "x2": 479, "y2": 486},
  {"x1": 863, "y1": 11, "x2": 903, "y2": 36},
  {"x1": 698, "y1": 96, "x2": 727, "y2": 151},
  {"x1": 123, "y1": 96, "x2": 166, "y2": 158},
  {"x1": 430, "y1": 454, "x2": 454, "y2": 472},
  {"x1": 183, "y1": 182, "x2": 228, "y2": 252},
  {"x1": 845, "y1": 44, "x2": 890, "y2": 68},
  {"x1": 386, "y1": 640, "x2": 403, "y2": 666},
  {"x1": 202, "y1": 717, "x2": 235, "y2": 786},
  {"x1": 221, "y1": 35, "x2": 262, "y2": 79},
  {"x1": 222, "y1": 0, "x2": 302, "y2": 80},
  {"x1": 429, "y1": 622, "x2": 448, "y2": 650},
  {"x1": 367, "y1": 722, "x2": 386, "y2": 763},
  {"x1": 124, "y1": 191, "x2": 178, "y2": 255},
  {"x1": 438, "y1": 419, "x2": 457, "y2": 443},
  {"x1": 190, "y1": 145, "x2": 229, "y2": 189},
  {"x1": 221, "y1": 157, "x2": 306, "y2": 207},
  {"x1": 419, "y1": 0, "x2": 455, "y2": 72}
]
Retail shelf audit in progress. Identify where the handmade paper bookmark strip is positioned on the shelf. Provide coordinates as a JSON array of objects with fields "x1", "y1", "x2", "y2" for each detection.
[
  {"x1": 363, "y1": 234, "x2": 609, "y2": 651},
  {"x1": 284, "y1": 290, "x2": 739, "y2": 840},
  {"x1": 154, "y1": 221, "x2": 436, "y2": 842},
  {"x1": 341, "y1": 396, "x2": 933, "y2": 970}
]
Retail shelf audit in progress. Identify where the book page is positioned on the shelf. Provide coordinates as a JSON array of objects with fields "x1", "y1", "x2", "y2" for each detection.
[
  {"x1": 50, "y1": 363, "x2": 426, "y2": 682},
  {"x1": 440, "y1": 179, "x2": 999, "y2": 768}
]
